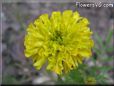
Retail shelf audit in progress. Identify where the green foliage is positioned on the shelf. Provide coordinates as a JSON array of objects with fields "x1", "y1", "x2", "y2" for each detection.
[{"x1": 2, "y1": 75, "x2": 18, "y2": 84}]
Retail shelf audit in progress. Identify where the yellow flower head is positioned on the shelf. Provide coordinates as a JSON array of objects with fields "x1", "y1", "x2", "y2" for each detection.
[{"x1": 24, "y1": 10, "x2": 94, "y2": 75}]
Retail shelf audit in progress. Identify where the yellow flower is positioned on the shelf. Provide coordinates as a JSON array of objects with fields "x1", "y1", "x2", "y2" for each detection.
[
  {"x1": 24, "y1": 10, "x2": 94, "y2": 75},
  {"x1": 85, "y1": 77, "x2": 96, "y2": 85}
]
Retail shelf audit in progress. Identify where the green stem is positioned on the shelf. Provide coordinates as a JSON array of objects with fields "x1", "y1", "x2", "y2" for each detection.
[{"x1": 57, "y1": 75, "x2": 63, "y2": 84}]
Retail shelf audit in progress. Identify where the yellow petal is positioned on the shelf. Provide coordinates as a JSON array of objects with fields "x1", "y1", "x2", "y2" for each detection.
[
  {"x1": 24, "y1": 49, "x2": 37, "y2": 57},
  {"x1": 53, "y1": 63, "x2": 62, "y2": 75},
  {"x1": 62, "y1": 10, "x2": 73, "y2": 27},
  {"x1": 63, "y1": 61, "x2": 71, "y2": 73},
  {"x1": 62, "y1": 10, "x2": 73, "y2": 18},
  {"x1": 33, "y1": 57, "x2": 46, "y2": 70},
  {"x1": 47, "y1": 57, "x2": 56, "y2": 70},
  {"x1": 78, "y1": 18, "x2": 90, "y2": 26},
  {"x1": 39, "y1": 14, "x2": 51, "y2": 28},
  {"x1": 73, "y1": 11, "x2": 80, "y2": 22},
  {"x1": 78, "y1": 49, "x2": 92, "y2": 58},
  {"x1": 50, "y1": 11, "x2": 61, "y2": 30}
]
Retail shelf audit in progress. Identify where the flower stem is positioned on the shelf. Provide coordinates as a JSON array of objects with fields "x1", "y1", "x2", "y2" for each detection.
[{"x1": 57, "y1": 75, "x2": 63, "y2": 83}]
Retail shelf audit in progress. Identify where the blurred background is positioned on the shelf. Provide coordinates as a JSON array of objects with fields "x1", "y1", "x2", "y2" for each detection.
[{"x1": 1, "y1": 0, "x2": 114, "y2": 85}]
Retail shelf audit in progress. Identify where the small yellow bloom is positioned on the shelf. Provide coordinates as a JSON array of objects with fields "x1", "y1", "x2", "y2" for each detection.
[
  {"x1": 24, "y1": 10, "x2": 94, "y2": 75},
  {"x1": 85, "y1": 77, "x2": 96, "y2": 85}
]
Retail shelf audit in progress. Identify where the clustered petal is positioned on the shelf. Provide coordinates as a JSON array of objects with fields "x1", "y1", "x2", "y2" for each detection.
[{"x1": 24, "y1": 10, "x2": 94, "y2": 75}]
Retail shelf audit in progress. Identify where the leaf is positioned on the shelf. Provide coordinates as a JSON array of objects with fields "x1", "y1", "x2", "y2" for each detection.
[
  {"x1": 102, "y1": 56, "x2": 113, "y2": 62},
  {"x1": 96, "y1": 73, "x2": 108, "y2": 84},
  {"x1": 94, "y1": 32, "x2": 104, "y2": 49},
  {"x1": 105, "y1": 29, "x2": 113, "y2": 46},
  {"x1": 93, "y1": 47, "x2": 101, "y2": 55},
  {"x1": 106, "y1": 46, "x2": 114, "y2": 52},
  {"x1": 69, "y1": 69, "x2": 84, "y2": 84}
]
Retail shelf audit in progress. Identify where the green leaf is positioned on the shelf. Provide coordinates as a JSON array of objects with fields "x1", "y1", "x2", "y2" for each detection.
[
  {"x1": 94, "y1": 32, "x2": 104, "y2": 49},
  {"x1": 69, "y1": 69, "x2": 84, "y2": 84},
  {"x1": 105, "y1": 29, "x2": 113, "y2": 46},
  {"x1": 106, "y1": 46, "x2": 114, "y2": 52},
  {"x1": 93, "y1": 47, "x2": 101, "y2": 55},
  {"x1": 102, "y1": 56, "x2": 113, "y2": 62},
  {"x1": 96, "y1": 73, "x2": 108, "y2": 84}
]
